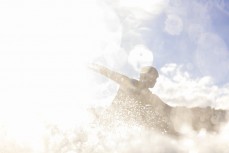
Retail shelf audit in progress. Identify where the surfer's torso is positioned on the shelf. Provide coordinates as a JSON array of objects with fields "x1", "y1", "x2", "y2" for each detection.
[{"x1": 109, "y1": 79, "x2": 174, "y2": 134}]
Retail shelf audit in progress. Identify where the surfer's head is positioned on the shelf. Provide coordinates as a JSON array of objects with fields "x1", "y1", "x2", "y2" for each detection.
[{"x1": 139, "y1": 66, "x2": 159, "y2": 88}]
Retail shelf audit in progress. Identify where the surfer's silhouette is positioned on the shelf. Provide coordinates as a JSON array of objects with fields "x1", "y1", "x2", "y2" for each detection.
[
  {"x1": 89, "y1": 63, "x2": 227, "y2": 135},
  {"x1": 89, "y1": 63, "x2": 175, "y2": 134}
]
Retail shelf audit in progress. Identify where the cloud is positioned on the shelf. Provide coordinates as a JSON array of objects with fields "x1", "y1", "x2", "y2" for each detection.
[{"x1": 155, "y1": 63, "x2": 229, "y2": 109}]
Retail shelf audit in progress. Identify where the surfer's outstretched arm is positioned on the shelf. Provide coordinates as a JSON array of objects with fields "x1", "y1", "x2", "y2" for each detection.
[{"x1": 89, "y1": 63, "x2": 131, "y2": 86}]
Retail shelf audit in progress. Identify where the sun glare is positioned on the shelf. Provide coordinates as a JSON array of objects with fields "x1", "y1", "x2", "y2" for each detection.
[{"x1": 0, "y1": 0, "x2": 121, "y2": 152}]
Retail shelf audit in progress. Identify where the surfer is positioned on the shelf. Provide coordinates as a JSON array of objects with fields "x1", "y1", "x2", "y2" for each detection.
[{"x1": 89, "y1": 63, "x2": 176, "y2": 134}]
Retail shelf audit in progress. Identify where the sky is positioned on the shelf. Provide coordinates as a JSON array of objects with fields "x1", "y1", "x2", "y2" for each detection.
[
  {"x1": 109, "y1": 0, "x2": 229, "y2": 85},
  {"x1": 0, "y1": 0, "x2": 229, "y2": 152},
  {"x1": 91, "y1": 0, "x2": 229, "y2": 109}
]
